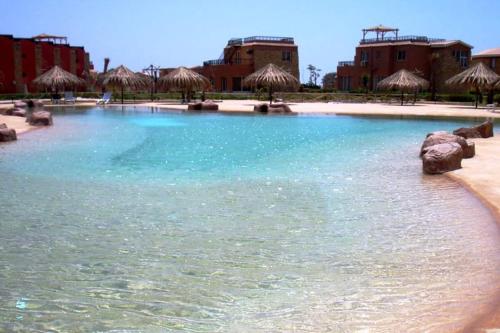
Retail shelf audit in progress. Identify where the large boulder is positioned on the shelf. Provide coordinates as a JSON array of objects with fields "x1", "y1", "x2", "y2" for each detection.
[
  {"x1": 27, "y1": 111, "x2": 53, "y2": 126},
  {"x1": 24, "y1": 99, "x2": 44, "y2": 108},
  {"x1": 14, "y1": 101, "x2": 27, "y2": 109},
  {"x1": 422, "y1": 142, "x2": 463, "y2": 174},
  {"x1": 452, "y1": 127, "x2": 482, "y2": 139},
  {"x1": 0, "y1": 107, "x2": 16, "y2": 115},
  {"x1": 268, "y1": 103, "x2": 292, "y2": 113},
  {"x1": 453, "y1": 120, "x2": 494, "y2": 139},
  {"x1": 474, "y1": 120, "x2": 494, "y2": 138},
  {"x1": 0, "y1": 127, "x2": 17, "y2": 142},
  {"x1": 0, "y1": 123, "x2": 6, "y2": 129},
  {"x1": 254, "y1": 103, "x2": 269, "y2": 113},
  {"x1": 187, "y1": 101, "x2": 218, "y2": 111},
  {"x1": 420, "y1": 132, "x2": 471, "y2": 158},
  {"x1": 12, "y1": 109, "x2": 27, "y2": 117}
]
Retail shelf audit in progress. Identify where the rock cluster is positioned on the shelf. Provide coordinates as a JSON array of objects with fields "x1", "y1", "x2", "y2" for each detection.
[
  {"x1": 452, "y1": 120, "x2": 494, "y2": 139},
  {"x1": 26, "y1": 111, "x2": 53, "y2": 126},
  {"x1": 254, "y1": 103, "x2": 292, "y2": 113},
  {"x1": 0, "y1": 123, "x2": 17, "y2": 142},
  {"x1": 187, "y1": 100, "x2": 218, "y2": 111},
  {"x1": 420, "y1": 120, "x2": 494, "y2": 174}
]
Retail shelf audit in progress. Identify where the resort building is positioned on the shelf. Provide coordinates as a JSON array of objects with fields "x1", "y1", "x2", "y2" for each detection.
[
  {"x1": 160, "y1": 36, "x2": 299, "y2": 92},
  {"x1": 336, "y1": 25, "x2": 473, "y2": 94},
  {"x1": 472, "y1": 47, "x2": 500, "y2": 75},
  {"x1": 0, "y1": 34, "x2": 92, "y2": 93}
]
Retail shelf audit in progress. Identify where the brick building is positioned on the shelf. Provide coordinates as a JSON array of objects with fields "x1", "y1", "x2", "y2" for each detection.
[
  {"x1": 162, "y1": 36, "x2": 299, "y2": 92},
  {"x1": 472, "y1": 47, "x2": 500, "y2": 75},
  {"x1": 0, "y1": 34, "x2": 92, "y2": 93},
  {"x1": 336, "y1": 25, "x2": 472, "y2": 94}
]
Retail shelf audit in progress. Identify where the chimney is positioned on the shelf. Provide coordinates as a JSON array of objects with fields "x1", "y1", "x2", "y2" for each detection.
[{"x1": 103, "y1": 58, "x2": 110, "y2": 73}]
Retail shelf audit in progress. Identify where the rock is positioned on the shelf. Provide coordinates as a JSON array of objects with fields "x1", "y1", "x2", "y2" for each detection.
[
  {"x1": 422, "y1": 142, "x2": 463, "y2": 174},
  {"x1": 0, "y1": 123, "x2": 7, "y2": 129},
  {"x1": 268, "y1": 103, "x2": 292, "y2": 113},
  {"x1": 0, "y1": 107, "x2": 16, "y2": 115},
  {"x1": 12, "y1": 109, "x2": 27, "y2": 117},
  {"x1": 14, "y1": 101, "x2": 27, "y2": 109},
  {"x1": 27, "y1": 111, "x2": 53, "y2": 126},
  {"x1": 420, "y1": 133, "x2": 469, "y2": 157},
  {"x1": 452, "y1": 127, "x2": 482, "y2": 139},
  {"x1": 463, "y1": 141, "x2": 475, "y2": 158},
  {"x1": 453, "y1": 120, "x2": 494, "y2": 139},
  {"x1": 0, "y1": 128, "x2": 17, "y2": 142},
  {"x1": 187, "y1": 101, "x2": 218, "y2": 111},
  {"x1": 474, "y1": 120, "x2": 494, "y2": 138},
  {"x1": 253, "y1": 103, "x2": 292, "y2": 113},
  {"x1": 254, "y1": 103, "x2": 269, "y2": 113}
]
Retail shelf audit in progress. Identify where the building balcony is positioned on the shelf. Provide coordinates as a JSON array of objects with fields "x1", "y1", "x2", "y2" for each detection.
[
  {"x1": 338, "y1": 61, "x2": 355, "y2": 67},
  {"x1": 360, "y1": 35, "x2": 445, "y2": 45},
  {"x1": 227, "y1": 36, "x2": 294, "y2": 46},
  {"x1": 203, "y1": 59, "x2": 253, "y2": 66}
]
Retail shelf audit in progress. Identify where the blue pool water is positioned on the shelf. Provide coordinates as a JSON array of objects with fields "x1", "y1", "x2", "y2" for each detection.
[{"x1": 0, "y1": 107, "x2": 499, "y2": 332}]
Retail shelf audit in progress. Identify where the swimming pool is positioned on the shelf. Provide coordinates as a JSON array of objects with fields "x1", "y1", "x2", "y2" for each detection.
[{"x1": 0, "y1": 107, "x2": 499, "y2": 332}]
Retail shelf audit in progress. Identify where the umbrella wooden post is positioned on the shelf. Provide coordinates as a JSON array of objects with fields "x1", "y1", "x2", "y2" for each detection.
[
  {"x1": 400, "y1": 92, "x2": 404, "y2": 106},
  {"x1": 475, "y1": 86, "x2": 479, "y2": 109},
  {"x1": 121, "y1": 85, "x2": 124, "y2": 104},
  {"x1": 269, "y1": 86, "x2": 273, "y2": 104}
]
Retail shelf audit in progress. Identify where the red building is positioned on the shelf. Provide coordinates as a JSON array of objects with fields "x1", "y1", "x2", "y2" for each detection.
[
  {"x1": 337, "y1": 25, "x2": 472, "y2": 94},
  {"x1": 472, "y1": 47, "x2": 500, "y2": 75},
  {"x1": 162, "y1": 36, "x2": 299, "y2": 92},
  {"x1": 0, "y1": 34, "x2": 92, "y2": 93}
]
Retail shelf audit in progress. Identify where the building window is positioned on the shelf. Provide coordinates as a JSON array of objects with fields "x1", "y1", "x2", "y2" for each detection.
[
  {"x1": 375, "y1": 51, "x2": 381, "y2": 59},
  {"x1": 491, "y1": 58, "x2": 496, "y2": 69},
  {"x1": 397, "y1": 50, "x2": 406, "y2": 61},
  {"x1": 221, "y1": 77, "x2": 227, "y2": 91},
  {"x1": 234, "y1": 51, "x2": 241, "y2": 64},
  {"x1": 340, "y1": 76, "x2": 352, "y2": 91},
  {"x1": 282, "y1": 51, "x2": 291, "y2": 62},
  {"x1": 453, "y1": 50, "x2": 469, "y2": 68},
  {"x1": 360, "y1": 51, "x2": 368, "y2": 66}
]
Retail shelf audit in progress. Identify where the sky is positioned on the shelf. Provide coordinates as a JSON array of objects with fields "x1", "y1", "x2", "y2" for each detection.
[{"x1": 1, "y1": 0, "x2": 499, "y2": 83}]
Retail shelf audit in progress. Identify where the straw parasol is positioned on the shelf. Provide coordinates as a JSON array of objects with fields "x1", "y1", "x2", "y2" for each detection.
[
  {"x1": 377, "y1": 69, "x2": 429, "y2": 105},
  {"x1": 243, "y1": 63, "x2": 299, "y2": 103},
  {"x1": 446, "y1": 62, "x2": 500, "y2": 108},
  {"x1": 33, "y1": 65, "x2": 85, "y2": 92},
  {"x1": 158, "y1": 67, "x2": 210, "y2": 102},
  {"x1": 102, "y1": 65, "x2": 147, "y2": 104},
  {"x1": 494, "y1": 78, "x2": 500, "y2": 91}
]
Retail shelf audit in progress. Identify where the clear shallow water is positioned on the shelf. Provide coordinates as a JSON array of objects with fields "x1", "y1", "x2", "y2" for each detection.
[{"x1": 0, "y1": 107, "x2": 499, "y2": 332}]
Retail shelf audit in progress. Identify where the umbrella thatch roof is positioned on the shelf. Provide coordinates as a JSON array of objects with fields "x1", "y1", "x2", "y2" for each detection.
[
  {"x1": 33, "y1": 65, "x2": 85, "y2": 91},
  {"x1": 495, "y1": 79, "x2": 500, "y2": 90},
  {"x1": 446, "y1": 62, "x2": 499, "y2": 88},
  {"x1": 377, "y1": 69, "x2": 429, "y2": 91},
  {"x1": 243, "y1": 63, "x2": 299, "y2": 91},
  {"x1": 135, "y1": 72, "x2": 154, "y2": 88},
  {"x1": 158, "y1": 67, "x2": 210, "y2": 91},
  {"x1": 102, "y1": 65, "x2": 147, "y2": 90}
]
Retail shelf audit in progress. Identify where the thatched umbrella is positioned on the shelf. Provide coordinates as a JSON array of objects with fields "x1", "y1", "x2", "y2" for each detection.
[
  {"x1": 377, "y1": 69, "x2": 429, "y2": 105},
  {"x1": 494, "y1": 78, "x2": 500, "y2": 91},
  {"x1": 243, "y1": 63, "x2": 299, "y2": 103},
  {"x1": 158, "y1": 67, "x2": 210, "y2": 102},
  {"x1": 102, "y1": 65, "x2": 147, "y2": 104},
  {"x1": 33, "y1": 65, "x2": 85, "y2": 92},
  {"x1": 446, "y1": 62, "x2": 500, "y2": 108}
]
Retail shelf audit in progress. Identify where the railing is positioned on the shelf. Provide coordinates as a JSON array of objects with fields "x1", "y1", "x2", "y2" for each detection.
[
  {"x1": 360, "y1": 35, "x2": 445, "y2": 44},
  {"x1": 338, "y1": 61, "x2": 354, "y2": 67},
  {"x1": 228, "y1": 36, "x2": 294, "y2": 46},
  {"x1": 203, "y1": 59, "x2": 253, "y2": 66},
  {"x1": 203, "y1": 59, "x2": 226, "y2": 66}
]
